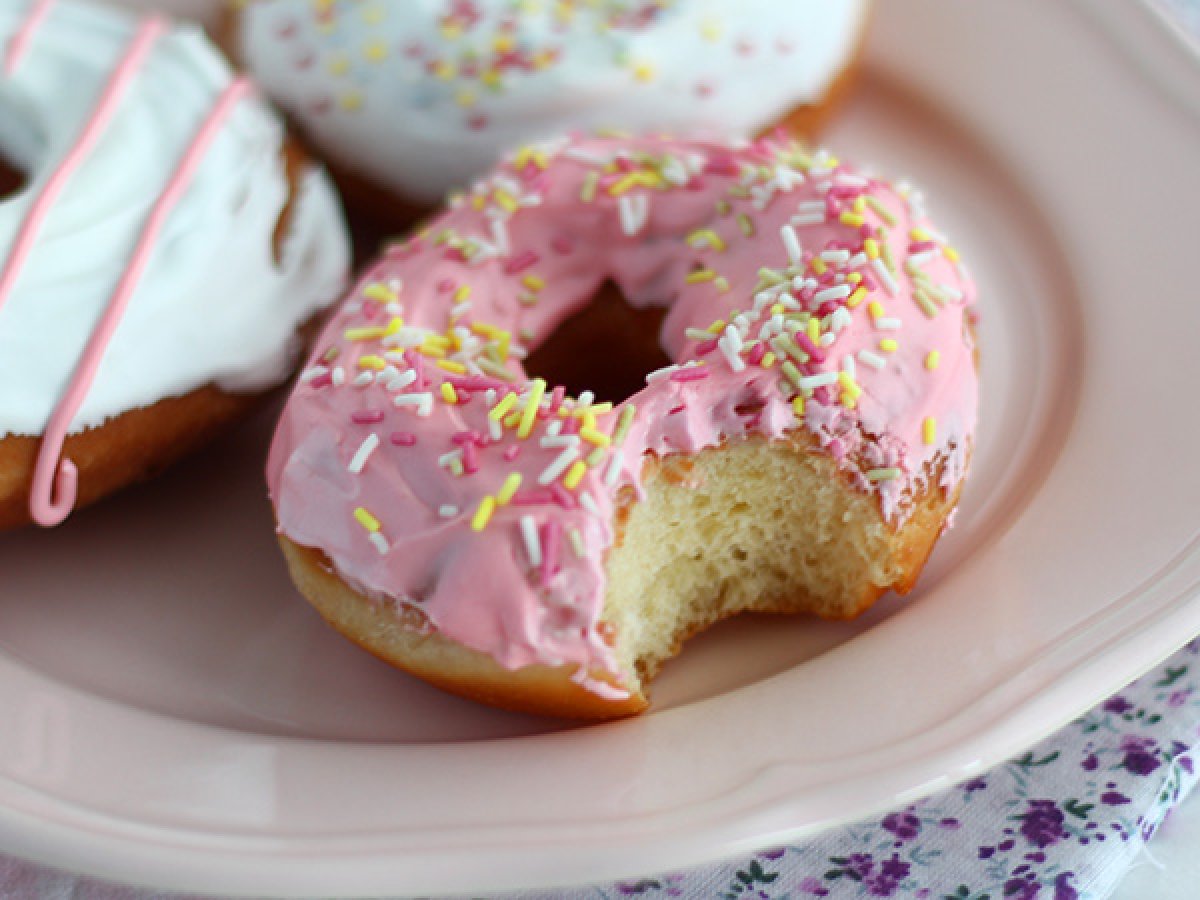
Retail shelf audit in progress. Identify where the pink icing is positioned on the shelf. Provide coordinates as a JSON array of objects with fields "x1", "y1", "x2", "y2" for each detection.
[
  {"x1": 4, "y1": 0, "x2": 53, "y2": 76},
  {"x1": 267, "y1": 135, "x2": 978, "y2": 695},
  {"x1": 29, "y1": 78, "x2": 253, "y2": 526}
]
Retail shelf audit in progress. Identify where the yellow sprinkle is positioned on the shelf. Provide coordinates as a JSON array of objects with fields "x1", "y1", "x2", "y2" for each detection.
[
  {"x1": 489, "y1": 392, "x2": 518, "y2": 421},
  {"x1": 792, "y1": 395, "x2": 806, "y2": 417},
  {"x1": 806, "y1": 317, "x2": 820, "y2": 343},
  {"x1": 419, "y1": 342, "x2": 446, "y2": 359},
  {"x1": 632, "y1": 61, "x2": 656, "y2": 82},
  {"x1": 868, "y1": 301, "x2": 885, "y2": 321},
  {"x1": 840, "y1": 212, "x2": 865, "y2": 228},
  {"x1": 737, "y1": 213, "x2": 755, "y2": 237},
  {"x1": 841, "y1": 392, "x2": 857, "y2": 410},
  {"x1": 574, "y1": 401, "x2": 613, "y2": 418},
  {"x1": 496, "y1": 473, "x2": 523, "y2": 506},
  {"x1": 864, "y1": 238, "x2": 880, "y2": 259},
  {"x1": 687, "y1": 228, "x2": 726, "y2": 252},
  {"x1": 847, "y1": 272, "x2": 863, "y2": 284},
  {"x1": 686, "y1": 269, "x2": 717, "y2": 284},
  {"x1": 810, "y1": 257, "x2": 827, "y2": 276},
  {"x1": 880, "y1": 338, "x2": 899, "y2": 353},
  {"x1": 715, "y1": 276, "x2": 730, "y2": 293},
  {"x1": 780, "y1": 360, "x2": 804, "y2": 389},
  {"x1": 518, "y1": 378, "x2": 546, "y2": 439},
  {"x1": 493, "y1": 33, "x2": 515, "y2": 53},
  {"x1": 353, "y1": 507, "x2": 381, "y2": 532},
  {"x1": 563, "y1": 460, "x2": 588, "y2": 490},
  {"x1": 521, "y1": 274, "x2": 545, "y2": 292},
  {"x1": 424, "y1": 334, "x2": 452, "y2": 349},
  {"x1": 837, "y1": 371, "x2": 862, "y2": 399},
  {"x1": 586, "y1": 446, "x2": 606, "y2": 467},
  {"x1": 706, "y1": 320, "x2": 726, "y2": 335},
  {"x1": 866, "y1": 195, "x2": 898, "y2": 226},
  {"x1": 613, "y1": 404, "x2": 637, "y2": 446},
  {"x1": 327, "y1": 54, "x2": 350, "y2": 76},
  {"x1": 432, "y1": 60, "x2": 456, "y2": 80},
  {"x1": 923, "y1": 417, "x2": 937, "y2": 445},
  {"x1": 761, "y1": 351, "x2": 776, "y2": 368},
  {"x1": 344, "y1": 325, "x2": 388, "y2": 342},
  {"x1": 846, "y1": 286, "x2": 868, "y2": 308},
  {"x1": 910, "y1": 227, "x2": 932, "y2": 242},
  {"x1": 471, "y1": 496, "x2": 496, "y2": 532},
  {"x1": 503, "y1": 410, "x2": 522, "y2": 429},
  {"x1": 363, "y1": 39, "x2": 387, "y2": 62},
  {"x1": 700, "y1": 17, "x2": 722, "y2": 41},
  {"x1": 357, "y1": 355, "x2": 385, "y2": 370},
  {"x1": 436, "y1": 359, "x2": 467, "y2": 375},
  {"x1": 580, "y1": 427, "x2": 611, "y2": 447},
  {"x1": 450, "y1": 284, "x2": 471, "y2": 303},
  {"x1": 925, "y1": 350, "x2": 940, "y2": 370},
  {"x1": 853, "y1": 196, "x2": 867, "y2": 214},
  {"x1": 493, "y1": 190, "x2": 518, "y2": 213},
  {"x1": 581, "y1": 171, "x2": 599, "y2": 202},
  {"x1": 944, "y1": 245, "x2": 961, "y2": 263},
  {"x1": 363, "y1": 282, "x2": 397, "y2": 303},
  {"x1": 440, "y1": 382, "x2": 458, "y2": 404}
]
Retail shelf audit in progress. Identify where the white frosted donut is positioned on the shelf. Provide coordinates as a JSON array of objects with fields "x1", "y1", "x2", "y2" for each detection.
[
  {"x1": 0, "y1": 0, "x2": 349, "y2": 526},
  {"x1": 231, "y1": 0, "x2": 869, "y2": 203}
]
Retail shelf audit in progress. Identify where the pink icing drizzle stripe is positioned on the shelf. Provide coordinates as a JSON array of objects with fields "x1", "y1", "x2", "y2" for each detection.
[
  {"x1": 4, "y1": 0, "x2": 54, "y2": 76},
  {"x1": 29, "y1": 77, "x2": 254, "y2": 526},
  {"x1": 0, "y1": 17, "x2": 166, "y2": 319}
]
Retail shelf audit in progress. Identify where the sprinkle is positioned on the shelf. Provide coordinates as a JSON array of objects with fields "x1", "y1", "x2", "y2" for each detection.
[
  {"x1": 436, "y1": 359, "x2": 467, "y2": 375},
  {"x1": 563, "y1": 460, "x2": 588, "y2": 490},
  {"x1": 518, "y1": 378, "x2": 547, "y2": 439},
  {"x1": 538, "y1": 445, "x2": 579, "y2": 486},
  {"x1": 864, "y1": 238, "x2": 880, "y2": 259},
  {"x1": 363, "y1": 282, "x2": 398, "y2": 303},
  {"x1": 872, "y1": 258, "x2": 898, "y2": 295},
  {"x1": 858, "y1": 350, "x2": 886, "y2": 370},
  {"x1": 839, "y1": 211, "x2": 865, "y2": 228},
  {"x1": 780, "y1": 224, "x2": 803, "y2": 266},
  {"x1": 353, "y1": 507, "x2": 381, "y2": 532},
  {"x1": 944, "y1": 246, "x2": 961, "y2": 263},
  {"x1": 568, "y1": 528, "x2": 586, "y2": 559},
  {"x1": 780, "y1": 360, "x2": 804, "y2": 389},
  {"x1": 440, "y1": 382, "x2": 459, "y2": 404},
  {"x1": 618, "y1": 194, "x2": 649, "y2": 236},
  {"x1": 520, "y1": 515, "x2": 542, "y2": 567},
  {"x1": 521, "y1": 274, "x2": 546, "y2": 292},
  {"x1": 351, "y1": 410, "x2": 385, "y2": 425},
  {"x1": 581, "y1": 171, "x2": 599, "y2": 202},
  {"x1": 846, "y1": 286, "x2": 868, "y2": 308},
  {"x1": 866, "y1": 195, "x2": 898, "y2": 226},
  {"x1": 810, "y1": 256, "x2": 827, "y2": 276},
  {"x1": 686, "y1": 268, "x2": 717, "y2": 284},
  {"x1": 868, "y1": 301, "x2": 885, "y2": 320},
  {"x1": 923, "y1": 417, "x2": 937, "y2": 445},
  {"x1": 876, "y1": 317, "x2": 902, "y2": 331},
  {"x1": 580, "y1": 427, "x2": 611, "y2": 447},
  {"x1": 815, "y1": 284, "x2": 851, "y2": 303},
  {"x1": 496, "y1": 473, "x2": 523, "y2": 505},
  {"x1": 580, "y1": 491, "x2": 601, "y2": 517},
  {"x1": 837, "y1": 371, "x2": 862, "y2": 399},
  {"x1": 489, "y1": 391, "x2": 518, "y2": 421},
  {"x1": 925, "y1": 351, "x2": 941, "y2": 370},
  {"x1": 799, "y1": 372, "x2": 840, "y2": 390},
  {"x1": 344, "y1": 325, "x2": 389, "y2": 342},
  {"x1": 368, "y1": 533, "x2": 389, "y2": 555},
  {"x1": 792, "y1": 395, "x2": 805, "y2": 416},
  {"x1": 347, "y1": 433, "x2": 380, "y2": 474},
  {"x1": 879, "y1": 338, "x2": 899, "y2": 353},
  {"x1": 393, "y1": 392, "x2": 434, "y2": 416},
  {"x1": 352, "y1": 372, "x2": 373, "y2": 388},
  {"x1": 471, "y1": 496, "x2": 496, "y2": 532},
  {"x1": 390, "y1": 431, "x2": 416, "y2": 446},
  {"x1": 867, "y1": 467, "x2": 902, "y2": 482},
  {"x1": 915, "y1": 294, "x2": 940, "y2": 318},
  {"x1": 439, "y1": 504, "x2": 459, "y2": 519},
  {"x1": 613, "y1": 405, "x2": 637, "y2": 447}
]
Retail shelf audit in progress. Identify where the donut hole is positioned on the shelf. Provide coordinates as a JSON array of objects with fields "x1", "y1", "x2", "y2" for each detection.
[{"x1": 522, "y1": 281, "x2": 671, "y2": 404}]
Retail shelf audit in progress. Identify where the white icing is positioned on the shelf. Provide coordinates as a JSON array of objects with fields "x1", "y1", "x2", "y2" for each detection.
[
  {"x1": 0, "y1": 0, "x2": 350, "y2": 437},
  {"x1": 237, "y1": 0, "x2": 867, "y2": 202}
]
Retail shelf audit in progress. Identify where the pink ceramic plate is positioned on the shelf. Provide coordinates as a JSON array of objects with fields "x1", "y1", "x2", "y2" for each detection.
[{"x1": 0, "y1": 1, "x2": 1198, "y2": 895}]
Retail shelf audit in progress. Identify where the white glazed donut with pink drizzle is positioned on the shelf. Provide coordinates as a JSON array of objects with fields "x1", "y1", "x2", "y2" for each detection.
[
  {"x1": 0, "y1": 0, "x2": 349, "y2": 528},
  {"x1": 230, "y1": 0, "x2": 869, "y2": 205},
  {"x1": 268, "y1": 133, "x2": 978, "y2": 719}
]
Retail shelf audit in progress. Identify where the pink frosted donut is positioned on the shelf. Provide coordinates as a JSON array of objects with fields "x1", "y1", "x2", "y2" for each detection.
[{"x1": 267, "y1": 133, "x2": 978, "y2": 719}]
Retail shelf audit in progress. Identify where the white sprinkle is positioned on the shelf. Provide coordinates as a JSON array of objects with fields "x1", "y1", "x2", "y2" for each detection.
[
  {"x1": 568, "y1": 528, "x2": 586, "y2": 559},
  {"x1": 876, "y1": 317, "x2": 903, "y2": 330},
  {"x1": 846, "y1": 252, "x2": 868, "y2": 270},
  {"x1": 819, "y1": 332, "x2": 836, "y2": 347},
  {"x1": 368, "y1": 532, "x2": 390, "y2": 555},
  {"x1": 908, "y1": 250, "x2": 936, "y2": 267},
  {"x1": 618, "y1": 194, "x2": 649, "y2": 236},
  {"x1": 799, "y1": 372, "x2": 840, "y2": 390},
  {"x1": 858, "y1": 350, "x2": 887, "y2": 370},
  {"x1": 393, "y1": 392, "x2": 434, "y2": 416},
  {"x1": 780, "y1": 224, "x2": 803, "y2": 266},
  {"x1": 563, "y1": 146, "x2": 612, "y2": 166},
  {"x1": 834, "y1": 173, "x2": 868, "y2": 187},
  {"x1": 384, "y1": 369, "x2": 417, "y2": 392},
  {"x1": 520, "y1": 515, "x2": 543, "y2": 567},
  {"x1": 790, "y1": 211, "x2": 825, "y2": 227},
  {"x1": 578, "y1": 390, "x2": 595, "y2": 407},
  {"x1": 437, "y1": 449, "x2": 464, "y2": 468},
  {"x1": 685, "y1": 327, "x2": 714, "y2": 341},
  {"x1": 353, "y1": 371, "x2": 374, "y2": 388},
  {"x1": 539, "y1": 433, "x2": 581, "y2": 450},
  {"x1": 718, "y1": 335, "x2": 746, "y2": 373},
  {"x1": 815, "y1": 284, "x2": 852, "y2": 303},
  {"x1": 936, "y1": 282, "x2": 965, "y2": 302},
  {"x1": 545, "y1": 419, "x2": 563, "y2": 437},
  {"x1": 439, "y1": 504, "x2": 459, "y2": 518},
  {"x1": 604, "y1": 452, "x2": 623, "y2": 488},
  {"x1": 331, "y1": 366, "x2": 345, "y2": 387},
  {"x1": 830, "y1": 307, "x2": 853, "y2": 332},
  {"x1": 299, "y1": 365, "x2": 329, "y2": 383},
  {"x1": 820, "y1": 250, "x2": 850, "y2": 265},
  {"x1": 872, "y1": 258, "x2": 898, "y2": 295},
  {"x1": 348, "y1": 433, "x2": 380, "y2": 474},
  {"x1": 538, "y1": 445, "x2": 579, "y2": 485},
  {"x1": 450, "y1": 300, "x2": 472, "y2": 319},
  {"x1": 490, "y1": 217, "x2": 510, "y2": 257},
  {"x1": 580, "y1": 491, "x2": 601, "y2": 517},
  {"x1": 384, "y1": 327, "x2": 429, "y2": 348},
  {"x1": 646, "y1": 363, "x2": 681, "y2": 383},
  {"x1": 488, "y1": 417, "x2": 503, "y2": 441},
  {"x1": 842, "y1": 355, "x2": 856, "y2": 378}
]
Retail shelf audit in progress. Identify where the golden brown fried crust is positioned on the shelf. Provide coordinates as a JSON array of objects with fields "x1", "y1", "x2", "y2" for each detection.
[{"x1": 0, "y1": 140, "x2": 318, "y2": 531}]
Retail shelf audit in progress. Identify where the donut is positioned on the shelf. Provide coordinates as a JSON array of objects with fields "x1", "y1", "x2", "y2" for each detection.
[
  {"x1": 226, "y1": 0, "x2": 870, "y2": 210},
  {"x1": 0, "y1": 0, "x2": 349, "y2": 529},
  {"x1": 267, "y1": 133, "x2": 978, "y2": 719}
]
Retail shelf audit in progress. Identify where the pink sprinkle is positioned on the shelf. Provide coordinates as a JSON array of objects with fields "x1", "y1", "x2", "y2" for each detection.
[
  {"x1": 814, "y1": 385, "x2": 833, "y2": 405},
  {"x1": 462, "y1": 440, "x2": 480, "y2": 474},
  {"x1": 361, "y1": 302, "x2": 379, "y2": 320},
  {"x1": 825, "y1": 196, "x2": 841, "y2": 219},
  {"x1": 671, "y1": 365, "x2": 712, "y2": 383},
  {"x1": 828, "y1": 185, "x2": 864, "y2": 201},
  {"x1": 446, "y1": 375, "x2": 507, "y2": 392},
  {"x1": 704, "y1": 155, "x2": 740, "y2": 176},
  {"x1": 451, "y1": 430, "x2": 483, "y2": 445},
  {"x1": 560, "y1": 415, "x2": 580, "y2": 435},
  {"x1": 436, "y1": 278, "x2": 456, "y2": 293},
  {"x1": 548, "y1": 385, "x2": 566, "y2": 415},
  {"x1": 405, "y1": 350, "x2": 426, "y2": 388},
  {"x1": 909, "y1": 240, "x2": 938, "y2": 253},
  {"x1": 351, "y1": 410, "x2": 385, "y2": 425},
  {"x1": 549, "y1": 484, "x2": 577, "y2": 509},
  {"x1": 309, "y1": 373, "x2": 332, "y2": 390},
  {"x1": 503, "y1": 250, "x2": 540, "y2": 275},
  {"x1": 539, "y1": 521, "x2": 561, "y2": 586},
  {"x1": 828, "y1": 438, "x2": 846, "y2": 460},
  {"x1": 860, "y1": 270, "x2": 879, "y2": 291},
  {"x1": 794, "y1": 333, "x2": 826, "y2": 363},
  {"x1": 390, "y1": 431, "x2": 416, "y2": 446},
  {"x1": 503, "y1": 445, "x2": 521, "y2": 462},
  {"x1": 550, "y1": 235, "x2": 574, "y2": 255},
  {"x1": 696, "y1": 338, "x2": 719, "y2": 356},
  {"x1": 743, "y1": 344, "x2": 766, "y2": 367},
  {"x1": 685, "y1": 177, "x2": 707, "y2": 192},
  {"x1": 614, "y1": 156, "x2": 636, "y2": 173},
  {"x1": 443, "y1": 247, "x2": 468, "y2": 263},
  {"x1": 817, "y1": 300, "x2": 838, "y2": 317},
  {"x1": 512, "y1": 488, "x2": 554, "y2": 506},
  {"x1": 859, "y1": 224, "x2": 874, "y2": 239}
]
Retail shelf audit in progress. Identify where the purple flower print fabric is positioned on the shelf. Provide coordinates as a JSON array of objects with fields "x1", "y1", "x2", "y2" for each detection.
[{"x1": 506, "y1": 641, "x2": 1200, "y2": 900}]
